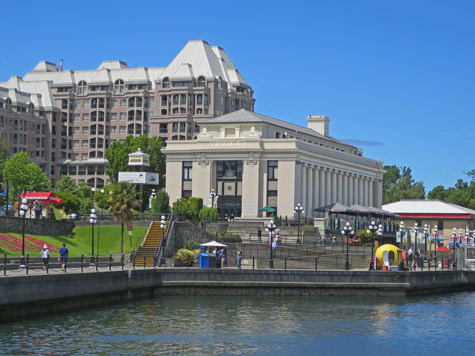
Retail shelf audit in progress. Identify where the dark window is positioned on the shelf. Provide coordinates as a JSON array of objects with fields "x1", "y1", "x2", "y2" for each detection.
[
  {"x1": 183, "y1": 161, "x2": 192, "y2": 181},
  {"x1": 268, "y1": 160, "x2": 278, "y2": 180}
]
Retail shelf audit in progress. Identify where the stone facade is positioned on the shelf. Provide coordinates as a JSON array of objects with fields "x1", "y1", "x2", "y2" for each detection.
[{"x1": 0, "y1": 216, "x2": 74, "y2": 236}]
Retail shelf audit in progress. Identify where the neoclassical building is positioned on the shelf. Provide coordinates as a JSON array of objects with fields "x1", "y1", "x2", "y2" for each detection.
[{"x1": 164, "y1": 109, "x2": 385, "y2": 219}]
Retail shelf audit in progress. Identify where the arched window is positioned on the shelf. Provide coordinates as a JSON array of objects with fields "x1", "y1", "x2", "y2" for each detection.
[
  {"x1": 90, "y1": 138, "x2": 96, "y2": 148},
  {"x1": 98, "y1": 98, "x2": 105, "y2": 108},
  {"x1": 161, "y1": 109, "x2": 167, "y2": 115},
  {"x1": 197, "y1": 76, "x2": 206, "y2": 87},
  {"x1": 128, "y1": 123, "x2": 134, "y2": 134},
  {"x1": 128, "y1": 110, "x2": 135, "y2": 121},
  {"x1": 275, "y1": 132, "x2": 280, "y2": 139},
  {"x1": 217, "y1": 77, "x2": 222, "y2": 89},
  {"x1": 90, "y1": 124, "x2": 97, "y2": 135},
  {"x1": 77, "y1": 81, "x2": 88, "y2": 95},
  {"x1": 91, "y1": 112, "x2": 97, "y2": 122},
  {"x1": 28, "y1": 103, "x2": 35, "y2": 113},
  {"x1": 97, "y1": 151, "x2": 104, "y2": 158},
  {"x1": 162, "y1": 77, "x2": 171, "y2": 88},
  {"x1": 114, "y1": 79, "x2": 124, "y2": 94},
  {"x1": 135, "y1": 123, "x2": 142, "y2": 135}
]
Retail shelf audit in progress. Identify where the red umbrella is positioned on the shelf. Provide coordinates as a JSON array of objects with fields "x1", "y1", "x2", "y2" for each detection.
[{"x1": 435, "y1": 246, "x2": 452, "y2": 251}]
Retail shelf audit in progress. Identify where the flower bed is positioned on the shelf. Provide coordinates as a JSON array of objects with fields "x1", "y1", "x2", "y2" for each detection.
[{"x1": 0, "y1": 234, "x2": 59, "y2": 253}]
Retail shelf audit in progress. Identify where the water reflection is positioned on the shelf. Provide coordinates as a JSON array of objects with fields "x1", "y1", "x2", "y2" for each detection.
[{"x1": 1, "y1": 293, "x2": 475, "y2": 355}]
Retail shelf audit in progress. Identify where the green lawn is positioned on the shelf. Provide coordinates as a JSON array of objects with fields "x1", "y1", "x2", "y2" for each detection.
[{"x1": 0, "y1": 225, "x2": 148, "y2": 257}]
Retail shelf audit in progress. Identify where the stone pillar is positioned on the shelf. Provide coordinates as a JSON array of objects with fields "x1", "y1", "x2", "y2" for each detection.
[
  {"x1": 241, "y1": 159, "x2": 261, "y2": 218},
  {"x1": 326, "y1": 169, "x2": 331, "y2": 205},
  {"x1": 337, "y1": 171, "x2": 343, "y2": 203},
  {"x1": 313, "y1": 166, "x2": 319, "y2": 211},
  {"x1": 277, "y1": 161, "x2": 298, "y2": 217},
  {"x1": 359, "y1": 176, "x2": 364, "y2": 205},
  {"x1": 166, "y1": 161, "x2": 184, "y2": 204},
  {"x1": 301, "y1": 164, "x2": 307, "y2": 210},
  {"x1": 343, "y1": 173, "x2": 348, "y2": 206},
  {"x1": 363, "y1": 177, "x2": 369, "y2": 206},
  {"x1": 192, "y1": 159, "x2": 212, "y2": 204},
  {"x1": 348, "y1": 174, "x2": 353, "y2": 206},
  {"x1": 369, "y1": 178, "x2": 374, "y2": 208},
  {"x1": 331, "y1": 169, "x2": 337, "y2": 203},
  {"x1": 307, "y1": 166, "x2": 313, "y2": 217},
  {"x1": 353, "y1": 175, "x2": 359, "y2": 205},
  {"x1": 320, "y1": 168, "x2": 326, "y2": 207}
]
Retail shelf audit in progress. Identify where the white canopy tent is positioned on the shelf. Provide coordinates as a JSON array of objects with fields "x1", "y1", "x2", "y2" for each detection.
[{"x1": 200, "y1": 241, "x2": 228, "y2": 248}]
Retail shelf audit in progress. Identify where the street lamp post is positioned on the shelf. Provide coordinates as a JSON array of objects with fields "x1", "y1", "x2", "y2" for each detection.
[
  {"x1": 265, "y1": 220, "x2": 279, "y2": 268},
  {"x1": 459, "y1": 228, "x2": 463, "y2": 270},
  {"x1": 209, "y1": 189, "x2": 218, "y2": 208},
  {"x1": 452, "y1": 227, "x2": 457, "y2": 269},
  {"x1": 294, "y1": 203, "x2": 304, "y2": 245},
  {"x1": 159, "y1": 215, "x2": 166, "y2": 265},
  {"x1": 413, "y1": 223, "x2": 419, "y2": 252},
  {"x1": 433, "y1": 225, "x2": 438, "y2": 270},
  {"x1": 367, "y1": 221, "x2": 378, "y2": 270},
  {"x1": 399, "y1": 221, "x2": 405, "y2": 250},
  {"x1": 423, "y1": 224, "x2": 428, "y2": 255},
  {"x1": 19, "y1": 198, "x2": 28, "y2": 267},
  {"x1": 97, "y1": 189, "x2": 105, "y2": 259},
  {"x1": 342, "y1": 222, "x2": 354, "y2": 271},
  {"x1": 149, "y1": 189, "x2": 156, "y2": 210},
  {"x1": 89, "y1": 209, "x2": 97, "y2": 265}
]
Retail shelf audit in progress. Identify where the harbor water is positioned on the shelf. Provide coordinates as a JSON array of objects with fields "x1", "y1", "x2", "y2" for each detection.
[{"x1": 0, "y1": 292, "x2": 474, "y2": 355}]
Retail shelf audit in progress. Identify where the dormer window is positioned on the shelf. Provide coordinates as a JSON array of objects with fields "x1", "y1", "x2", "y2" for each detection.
[
  {"x1": 114, "y1": 79, "x2": 125, "y2": 94},
  {"x1": 77, "y1": 81, "x2": 88, "y2": 95}
]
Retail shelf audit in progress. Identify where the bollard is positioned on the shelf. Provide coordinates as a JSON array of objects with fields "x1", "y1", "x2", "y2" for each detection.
[
  {"x1": 81, "y1": 254, "x2": 84, "y2": 272},
  {"x1": 3, "y1": 254, "x2": 6, "y2": 276},
  {"x1": 109, "y1": 254, "x2": 112, "y2": 270},
  {"x1": 285, "y1": 257, "x2": 287, "y2": 270},
  {"x1": 252, "y1": 256, "x2": 255, "y2": 270},
  {"x1": 96, "y1": 256, "x2": 99, "y2": 272},
  {"x1": 315, "y1": 257, "x2": 318, "y2": 271},
  {"x1": 26, "y1": 254, "x2": 29, "y2": 275},
  {"x1": 144, "y1": 254, "x2": 146, "y2": 269},
  {"x1": 121, "y1": 254, "x2": 124, "y2": 270}
]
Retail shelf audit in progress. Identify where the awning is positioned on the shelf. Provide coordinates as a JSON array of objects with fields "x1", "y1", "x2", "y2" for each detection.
[
  {"x1": 20, "y1": 192, "x2": 61, "y2": 204},
  {"x1": 200, "y1": 241, "x2": 228, "y2": 248}
]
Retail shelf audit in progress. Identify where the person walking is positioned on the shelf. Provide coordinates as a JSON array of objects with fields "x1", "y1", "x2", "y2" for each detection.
[
  {"x1": 237, "y1": 248, "x2": 243, "y2": 269},
  {"x1": 41, "y1": 244, "x2": 50, "y2": 271},
  {"x1": 59, "y1": 244, "x2": 69, "y2": 272},
  {"x1": 257, "y1": 227, "x2": 262, "y2": 243},
  {"x1": 414, "y1": 248, "x2": 422, "y2": 271}
]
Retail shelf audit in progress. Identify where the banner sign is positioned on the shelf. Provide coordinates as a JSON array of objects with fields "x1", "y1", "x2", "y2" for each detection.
[
  {"x1": 118, "y1": 172, "x2": 159, "y2": 185},
  {"x1": 468, "y1": 237, "x2": 474, "y2": 248}
]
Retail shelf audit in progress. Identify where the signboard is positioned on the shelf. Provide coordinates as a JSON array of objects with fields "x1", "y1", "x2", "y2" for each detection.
[
  {"x1": 246, "y1": 203, "x2": 256, "y2": 212},
  {"x1": 118, "y1": 172, "x2": 159, "y2": 185},
  {"x1": 468, "y1": 237, "x2": 473, "y2": 248}
]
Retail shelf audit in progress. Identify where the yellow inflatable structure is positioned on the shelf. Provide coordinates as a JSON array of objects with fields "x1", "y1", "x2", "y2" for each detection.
[{"x1": 375, "y1": 244, "x2": 401, "y2": 268}]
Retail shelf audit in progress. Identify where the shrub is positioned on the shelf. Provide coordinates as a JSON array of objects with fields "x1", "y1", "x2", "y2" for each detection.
[
  {"x1": 188, "y1": 197, "x2": 203, "y2": 222},
  {"x1": 357, "y1": 229, "x2": 372, "y2": 244},
  {"x1": 302, "y1": 224, "x2": 314, "y2": 232},
  {"x1": 199, "y1": 207, "x2": 218, "y2": 222},
  {"x1": 152, "y1": 191, "x2": 170, "y2": 214},
  {"x1": 183, "y1": 240, "x2": 200, "y2": 250},
  {"x1": 176, "y1": 248, "x2": 195, "y2": 267},
  {"x1": 220, "y1": 233, "x2": 242, "y2": 243}
]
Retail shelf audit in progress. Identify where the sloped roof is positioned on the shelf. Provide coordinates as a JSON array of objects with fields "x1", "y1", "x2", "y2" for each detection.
[
  {"x1": 201, "y1": 109, "x2": 356, "y2": 147},
  {"x1": 382, "y1": 200, "x2": 475, "y2": 216},
  {"x1": 97, "y1": 60, "x2": 129, "y2": 70}
]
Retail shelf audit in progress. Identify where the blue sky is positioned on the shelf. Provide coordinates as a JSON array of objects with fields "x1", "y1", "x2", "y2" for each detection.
[{"x1": 1, "y1": 0, "x2": 474, "y2": 192}]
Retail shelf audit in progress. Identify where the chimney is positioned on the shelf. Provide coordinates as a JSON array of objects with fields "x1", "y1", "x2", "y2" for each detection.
[
  {"x1": 307, "y1": 115, "x2": 330, "y2": 136},
  {"x1": 59, "y1": 59, "x2": 64, "y2": 71}
]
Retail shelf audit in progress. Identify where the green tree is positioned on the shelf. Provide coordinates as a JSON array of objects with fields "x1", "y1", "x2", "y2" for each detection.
[
  {"x1": 428, "y1": 170, "x2": 475, "y2": 210},
  {"x1": 188, "y1": 197, "x2": 203, "y2": 222},
  {"x1": 172, "y1": 198, "x2": 191, "y2": 221},
  {"x1": 152, "y1": 190, "x2": 170, "y2": 214},
  {"x1": 107, "y1": 182, "x2": 141, "y2": 253},
  {"x1": 0, "y1": 139, "x2": 9, "y2": 183},
  {"x1": 56, "y1": 175, "x2": 78, "y2": 194},
  {"x1": 3, "y1": 152, "x2": 51, "y2": 199},
  {"x1": 55, "y1": 191, "x2": 81, "y2": 214},
  {"x1": 199, "y1": 207, "x2": 218, "y2": 222},
  {"x1": 77, "y1": 182, "x2": 94, "y2": 215},
  {"x1": 105, "y1": 135, "x2": 165, "y2": 188},
  {"x1": 382, "y1": 165, "x2": 425, "y2": 204}
]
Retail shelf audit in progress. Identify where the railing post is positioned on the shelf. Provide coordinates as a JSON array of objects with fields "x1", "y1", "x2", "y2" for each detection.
[
  {"x1": 3, "y1": 254, "x2": 6, "y2": 276},
  {"x1": 144, "y1": 254, "x2": 146, "y2": 269},
  {"x1": 81, "y1": 254, "x2": 84, "y2": 272},
  {"x1": 121, "y1": 254, "x2": 124, "y2": 270},
  {"x1": 109, "y1": 254, "x2": 112, "y2": 270},
  {"x1": 315, "y1": 257, "x2": 318, "y2": 271},
  {"x1": 26, "y1": 254, "x2": 29, "y2": 275},
  {"x1": 252, "y1": 256, "x2": 255, "y2": 270},
  {"x1": 96, "y1": 256, "x2": 99, "y2": 271},
  {"x1": 285, "y1": 257, "x2": 287, "y2": 270},
  {"x1": 133, "y1": 253, "x2": 136, "y2": 270}
]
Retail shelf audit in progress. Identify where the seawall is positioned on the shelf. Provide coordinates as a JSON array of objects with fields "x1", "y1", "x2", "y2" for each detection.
[{"x1": 1, "y1": 269, "x2": 474, "y2": 321}]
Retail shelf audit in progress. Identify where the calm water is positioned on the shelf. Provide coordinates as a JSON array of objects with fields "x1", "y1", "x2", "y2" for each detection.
[{"x1": 1, "y1": 292, "x2": 475, "y2": 355}]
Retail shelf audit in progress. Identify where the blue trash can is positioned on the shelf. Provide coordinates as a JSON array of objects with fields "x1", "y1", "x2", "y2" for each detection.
[{"x1": 199, "y1": 253, "x2": 209, "y2": 268}]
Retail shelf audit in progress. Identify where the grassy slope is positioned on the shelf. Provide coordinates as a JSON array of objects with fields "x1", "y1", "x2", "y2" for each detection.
[{"x1": 0, "y1": 225, "x2": 148, "y2": 257}]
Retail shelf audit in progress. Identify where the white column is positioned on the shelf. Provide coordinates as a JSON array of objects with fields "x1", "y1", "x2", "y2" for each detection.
[
  {"x1": 320, "y1": 168, "x2": 326, "y2": 207},
  {"x1": 313, "y1": 166, "x2": 319, "y2": 210},
  {"x1": 359, "y1": 176, "x2": 364, "y2": 205},
  {"x1": 337, "y1": 171, "x2": 343, "y2": 203},
  {"x1": 326, "y1": 169, "x2": 331, "y2": 205},
  {"x1": 348, "y1": 174, "x2": 353, "y2": 206},
  {"x1": 301, "y1": 164, "x2": 307, "y2": 210},
  {"x1": 363, "y1": 178, "x2": 369, "y2": 206},
  {"x1": 331, "y1": 170, "x2": 337, "y2": 203},
  {"x1": 353, "y1": 175, "x2": 359, "y2": 205},
  {"x1": 369, "y1": 178, "x2": 374, "y2": 207},
  {"x1": 343, "y1": 173, "x2": 348, "y2": 205},
  {"x1": 307, "y1": 166, "x2": 313, "y2": 217}
]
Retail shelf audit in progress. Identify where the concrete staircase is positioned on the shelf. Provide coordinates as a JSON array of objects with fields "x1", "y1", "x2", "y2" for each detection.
[{"x1": 134, "y1": 221, "x2": 168, "y2": 267}]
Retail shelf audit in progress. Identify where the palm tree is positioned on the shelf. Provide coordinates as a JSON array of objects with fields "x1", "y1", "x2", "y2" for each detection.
[{"x1": 107, "y1": 182, "x2": 141, "y2": 253}]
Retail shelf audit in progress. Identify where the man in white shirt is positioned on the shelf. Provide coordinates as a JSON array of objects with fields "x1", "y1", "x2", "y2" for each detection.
[{"x1": 41, "y1": 245, "x2": 50, "y2": 271}]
